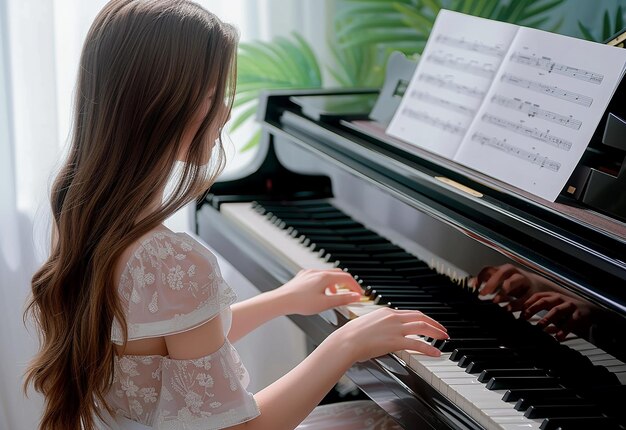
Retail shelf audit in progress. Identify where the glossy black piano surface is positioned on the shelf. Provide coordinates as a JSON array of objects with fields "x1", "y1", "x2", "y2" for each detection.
[{"x1": 196, "y1": 89, "x2": 626, "y2": 430}]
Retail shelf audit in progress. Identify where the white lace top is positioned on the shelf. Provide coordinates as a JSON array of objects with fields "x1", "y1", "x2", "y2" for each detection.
[{"x1": 105, "y1": 230, "x2": 260, "y2": 429}]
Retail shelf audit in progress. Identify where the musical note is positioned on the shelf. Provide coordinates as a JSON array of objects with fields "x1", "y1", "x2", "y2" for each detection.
[
  {"x1": 481, "y1": 113, "x2": 572, "y2": 151},
  {"x1": 501, "y1": 74, "x2": 593, "y2": 107},
  {"x1": 490, "y1": 94, "x2": 582, "y2": 130},
  {"x1": 401, "y1": 107, "x2": 466, "y2": 135},
  {"x1": 435, "y1": 35, "x2": 506, "y2": 58},
  {"x1": 418, "y1": 74, "x2": 486, "y2": 99},
  {"x1": 427, "y1": 52, "x2": 496, "y2": 79},
  {"x1": 410, "y1": 90, "x2": 476, "y2": 116},
  {"x1": 510, "y1": 52, "x2": 604, "y2": 84},
  {"x1": 471, "y1": 132, "x2": 561, "y2": 171}
]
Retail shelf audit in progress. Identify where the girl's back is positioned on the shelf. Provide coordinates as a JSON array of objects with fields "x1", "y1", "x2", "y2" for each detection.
[{"x1": 105, "y1": 228, "x2": 258, "y2": 428}]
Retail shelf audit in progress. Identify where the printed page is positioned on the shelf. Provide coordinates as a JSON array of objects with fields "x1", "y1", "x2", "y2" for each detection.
[
  {"x1": 454, "y1": 27, "x2": 626, "y2": 201},
  {"x1": 386, "y1": 10, "x2": 519, "y2": 158}
]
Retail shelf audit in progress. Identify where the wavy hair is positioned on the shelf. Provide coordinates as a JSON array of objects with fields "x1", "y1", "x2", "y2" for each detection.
[{"x1": 23, "y1": 1, "x2": 238, "y2": 428}]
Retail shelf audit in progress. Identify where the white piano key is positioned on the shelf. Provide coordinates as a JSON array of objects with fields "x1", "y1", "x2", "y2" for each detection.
[
  {"x1": 221, "y1": 202, "x2": 336, "y2": 273},
  {"x1": 500, "y1": 424, "x2": 541, "y2": 430}
]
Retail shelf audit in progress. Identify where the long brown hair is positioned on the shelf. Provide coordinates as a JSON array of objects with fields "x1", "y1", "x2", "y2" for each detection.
[{"x1": 23, "y1": 1, "x2": 238, "y2": 429}]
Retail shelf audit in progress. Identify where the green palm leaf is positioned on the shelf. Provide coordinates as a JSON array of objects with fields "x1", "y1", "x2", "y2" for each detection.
[
  {"x1": 577, "y1": 5, "x2": 626, "y2": 43},
  {"x1": 231, "y1": 33, "x2": 323, "y2": 151},
  {"x1": 336, "y1": 0, "x2": 565, "y2": 58}
]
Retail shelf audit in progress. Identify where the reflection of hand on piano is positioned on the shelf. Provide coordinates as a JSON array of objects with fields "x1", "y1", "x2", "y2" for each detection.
[
  {"x1": 475, "y1": 264, "x2": 551, "y2": 311},
  {"x1": 521, "y1": 292, "x2": 595, "y2": 341},
  {"x1": 475, "y1": 264, "x2": 598, "y2": 341},
  {"x1": 277, "y1": 268, "x2": 364, "y2": 316}
]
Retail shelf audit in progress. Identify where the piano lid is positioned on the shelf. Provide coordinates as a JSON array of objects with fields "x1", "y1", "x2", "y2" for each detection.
[{"x1": 256, "y1": 85, "x2": 626, "y2": 319}]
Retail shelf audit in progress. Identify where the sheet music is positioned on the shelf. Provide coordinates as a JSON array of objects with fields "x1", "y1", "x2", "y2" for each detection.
[
  {"x1": 386, "y1": 10, "x2": 626, "y2": 202},
  {"x1": 454, "y1": 28, "x2": 626, "y2": 200},
  {"x1": 386, "y1": 10, "x2": 518, "y2": 158}
]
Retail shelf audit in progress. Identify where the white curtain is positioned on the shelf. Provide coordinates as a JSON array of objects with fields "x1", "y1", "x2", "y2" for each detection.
[{"x1": 0, "y1": 1, "x2": 332, "y2": 429}]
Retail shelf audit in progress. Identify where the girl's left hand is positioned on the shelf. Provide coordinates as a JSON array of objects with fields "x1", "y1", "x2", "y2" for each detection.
[{"x1": 276, "y1": 269, "x2": 365, "y2": 316}]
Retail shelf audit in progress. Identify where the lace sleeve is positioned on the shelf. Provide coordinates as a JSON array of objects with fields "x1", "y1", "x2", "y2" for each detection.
[
  {"x1": 157, "y1": 340, "x2": 260, "y2": 430},
  {"x1": 112, "y1": 231, "x2": 237, "y2": 344}
]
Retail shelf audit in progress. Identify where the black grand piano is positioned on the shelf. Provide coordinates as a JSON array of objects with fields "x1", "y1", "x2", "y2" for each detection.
[{"x1": 195, "y1": 52, "x2": 626, "y2": 430}]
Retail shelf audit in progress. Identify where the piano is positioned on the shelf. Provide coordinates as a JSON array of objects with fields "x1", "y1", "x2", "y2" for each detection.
[{"x1": 195, "y1": 54, "x2": 626, "y2": 429}]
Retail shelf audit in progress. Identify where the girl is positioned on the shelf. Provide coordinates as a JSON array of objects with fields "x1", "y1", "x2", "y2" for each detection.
[{"x1": 24, "y1": 1, "x2": 448, "y2": 429}]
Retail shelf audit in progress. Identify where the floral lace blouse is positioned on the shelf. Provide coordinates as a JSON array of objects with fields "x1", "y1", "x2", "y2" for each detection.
[{"x1": 105, "y1": 230, "x2": 260, "y2": 429}]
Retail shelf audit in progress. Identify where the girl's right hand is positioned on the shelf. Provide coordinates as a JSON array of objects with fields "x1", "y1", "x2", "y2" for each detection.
[{"x1": 332, "y1": 307, "x2": 448, "y2": 363}]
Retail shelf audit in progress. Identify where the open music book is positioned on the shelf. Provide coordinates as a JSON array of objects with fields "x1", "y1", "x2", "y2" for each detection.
[{"x1": 386, "y1": 10, "x2": 626, "y2": 201}]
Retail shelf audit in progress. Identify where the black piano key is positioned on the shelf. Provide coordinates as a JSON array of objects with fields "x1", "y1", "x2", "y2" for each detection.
[
  {"x1": 369, "y1": 290, "x2": 438, "y2": 298},
  {"x1": 514, "y1": 396, "x2": 592, "y2": 411},
  {"x1": 432, "y1": 338, "x2": 500, "y2": 352},
  {"x1": 404, "y1": 274, "x2": 455, "y2": 284},
  {"x1": 359, "y1": 279, "x2": 415, "y2": 286},
  {"x1": 581, "y1": 385, "x2": 626, "y2": 419},
  {"x1": 438, "y1": 327, "x2": 483, "y2": 338},
  {"x1": 456, "y1": 348, "x2": 514, "y2": 367},
  {"x1": 359, "y1": 275, "x2": 413, "y2": 285},
  {"x1": 478, "y1": 368, "x2": 546, "y2": 382},
  {"x1": 369, "y1": 251, "x2": 417, "y2": 259},
  {"x1": 285, "y1": 219, "x2": 358, "y2": 228},
  {"x1": 334, "y1": 227, "x2": 379, "y2": 235},
  {"x1": 326, "y1": 252, "x2": 372, "y2": 259},
  {"x1": 325, "y1": 219, "x2": 364, "y2": 227},
  {"x1": 338, "y1": 235, "x2": 389, "y2": 244},
  {"x1": 342, "y1": 267, "x2": 395, "y2": 276},
  {"x1": 399, "y1": 310, "x2": 461, "y2": 318},
  {"x1": 285, "y1": 205, "x2": 338, "y2": 213},
  {"x1": 373, "y1": 267, "x2": 434, "y2": 276},
  {"x1": 285, "y1": 200, "x2": 334, "y2": 208},
  {"x1": 287, "y1": 226, "x2": 336, "y2": 236},
  {"x1": 311, "y1": 242, "x2": 361, "y2": 251},
  {"x1": 364, "y1": 286, "x2": 427, "y2": 294},
  {"x1": 382, "y1": 300, "x2": 446, "y2": 308},
  {"x1": 450, "y1": 347, "x2": 517, "y2": 361},
  {"x1": 539, "y1": 417, "x2": 621, "y2": 430},
  {"x1": 338, "y1": 259, "x2": 384, "y2": 266},
  {"x1": 310, "y1": 213, "x2": 353, "y2": 220},
  {"x1": 385, "y1": 259, "x2": 431, "y2": 268},
  {"x1": 525, "y1": 404, "x2": 602, "y2": 419},
  {"x1": 502, "y1": 387, "x2": 577, "y2": 402},
  {"x1": 486, "y1": 376, "x2": 560, "y2": 390}
]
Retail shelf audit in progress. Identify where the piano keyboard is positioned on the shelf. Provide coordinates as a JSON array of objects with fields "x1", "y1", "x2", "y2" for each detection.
[{"x1": 220, "y1": 199, "x2": 626, "y2": 430}]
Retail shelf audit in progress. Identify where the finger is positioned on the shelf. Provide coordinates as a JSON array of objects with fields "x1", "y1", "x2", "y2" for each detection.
[
  {"x1": 501, "y1": 273, "x2": 530, "y2": 297},
  {"x1": 522, "y1": 293, "x2": 561, "y2": 318},
  {"x1": 403, "y1": 337, "x2": 442, "y2": 357},
  {"x1": 492, "y1": 292, "x2": 510, "y2": 304},
  {"x1": 555, "y1": 330, "x2": 570, "y2": 342},
  {"x1": 396, "y1": 311, "x2": 447, "y2": 333},
  {"x1": 506, "y1": 293, "x2": 532, "y2": 312},
  {"x1": 475, "y1": 266, "x2": 496, "y2": 289},
  {"x1": 536, "y1": 302, "x2": 574, "y2": 328},
  {"x1": 557, "y1": 309, "x2": 583, "y2": 337},
  {"x1": 330, "y1": 273, "x2": 364, "y2": 294},
  {"x1": 327, "y1": 291, "x2": 362, "y2": 306},
  {"x1": 402, "y1": 321, "x2": 448, "y2": 340},
  {"x1": 523, "y1": 292, "x2": 553, "y2": 307},
  {"x1": 543, "y1": 325, "x2": 560, "y2": 334},
  {"x1": 523, "y1": 297, "x2": 559, "y2": 319},
  {"x1": 480, "y1": 264, "x2": 520, "y2": 295}
]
